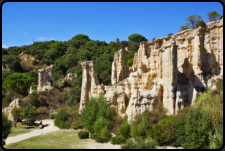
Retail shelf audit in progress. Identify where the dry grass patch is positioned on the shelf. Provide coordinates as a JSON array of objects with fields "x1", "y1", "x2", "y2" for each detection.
[{"x1": 4, "y1": 130, "x2": 91, "y2": 149}]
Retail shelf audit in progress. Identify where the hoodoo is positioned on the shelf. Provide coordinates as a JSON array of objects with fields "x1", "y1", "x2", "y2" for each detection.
[{"x1": 79, "y1": 19, "x2": 223, "y2": 122}]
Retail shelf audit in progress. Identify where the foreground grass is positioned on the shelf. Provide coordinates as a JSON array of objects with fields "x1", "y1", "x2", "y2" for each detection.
[
  {"x1": 8, "y1": 122, "x2": 39, "y2": 137},
  {"x1": 4, "y1": 130, "x2": 90, "y2": 149}
]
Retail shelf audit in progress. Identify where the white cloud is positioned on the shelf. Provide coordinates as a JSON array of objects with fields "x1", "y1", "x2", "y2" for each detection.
[
  {"x1": 23, "y1": 32, "x2": 28, "y2": 35},
  {"x1": 35, "y1": 37, "x2": 48, "y2": 40},
  {"x1": 2, "y1": 45, "x2": 8, "y2": 49},
  {"x1": 49, "y1": 38, "x2": 56, "y2": 41}
]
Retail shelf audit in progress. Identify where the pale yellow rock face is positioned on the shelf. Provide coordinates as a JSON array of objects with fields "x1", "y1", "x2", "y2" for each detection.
[
  {"x1": 79, "y1": 19, "x2": 223, "y2": 122},
  {"x1": 37, "y1": 65, "x2": 54, "y2": 92},
  {"x1": 3, "y1": 98, "x2": 21, "y2": 121},
  {"x1": 111, "y1": 49, "x2": 130, "y2": 85}
]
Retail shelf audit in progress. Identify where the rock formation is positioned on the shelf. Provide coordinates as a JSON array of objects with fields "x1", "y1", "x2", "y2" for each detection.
[
  {"x1": 37, "y1": 65, "x2": 54, "y2": 92},
  {"x1": 2, "y1": 98, "x2": 21, "y2": 121},
  {"x1": 79, "y1": 19, "x2": 223, "y2": 122},
  {"x1": 111, "y1": 49, "x2": 130, "y2": 85},
  {"x1": 62, "y1": 73, "x2": 77, "y2": 86}
]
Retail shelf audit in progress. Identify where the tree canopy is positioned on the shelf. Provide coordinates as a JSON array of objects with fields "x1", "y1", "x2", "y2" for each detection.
[
  {"x1": 185, "y1": 14, "x2": 202, "y2": 28},
  {"x1": 128, "y1": 34, "x2": 147, "y2": 42},
  {"x1": 207, "y1": 11, "x2": 221, "y2": 21},
  {"x1": 2, "y1": 72, "x2": 34, "y2": 95}
]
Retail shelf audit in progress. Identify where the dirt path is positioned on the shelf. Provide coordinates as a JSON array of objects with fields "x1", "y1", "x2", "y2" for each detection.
[{"x1": 5, "y1": 119, "x2": 59, "y2": 145}]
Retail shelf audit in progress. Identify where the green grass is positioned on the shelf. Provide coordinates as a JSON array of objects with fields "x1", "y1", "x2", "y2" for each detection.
[
  {"x1": 8, "y1": 122, "x2": 39, "y2": 137},
  {"x1": 4, "y1": 130, "x2": 91, "y2": 149}
]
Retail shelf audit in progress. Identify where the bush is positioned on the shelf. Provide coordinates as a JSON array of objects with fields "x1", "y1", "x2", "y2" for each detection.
[
  {"x1": 71, "y1": 120, "x2": 83, "y2": 129},
  {"x1": 90, "y1": 133, "x2": 97, "y2": 139},
  {"x1": 20, "y1": 105, "x2": 36, "y2": 125},
  {"x1": 78, "y1": 131, "x2": 89, "y2": 139},
  {"x1": 110, "y1": 134, "x2": 126, "y2": 144},
  {"x1": 81, "y1": 94, "x2": 115, "y2": 133},
  {"x1": 131, "y1": 117, "x2": 151, "y2": 140},
  {"x1": 2, "y1": 90, "x2": 18, "y2": 104},
  {"x1": 49, "y1": 113, "x2": 56, "y2": 119},
  {"x1": 118, "y1": 122, "x2": 131, "y2": 139},
  {"x1": 2, "y1": 112, "x2": 12, "y2": 146},
  {"x1": 29, "y1": 91, "x2": 39, "y2": 107},
  {"x1": 121, "y1": 137, "x2": 158, "y2": 149},
  {"x1": 182, "y1": 105, "x2": 212, "y2": 149},
  {"x1": 54, "y1": 108, "x2": 71, "y2": 129},
  {"x1": 208, "y1": 129, "x2": 223, "y2": 149},
  {"x1": 95, "y1": 126, "x2": 112, "y2": 143},
  {"x1": 32, "y1": 59, "x2": 37, "y2": 65}
]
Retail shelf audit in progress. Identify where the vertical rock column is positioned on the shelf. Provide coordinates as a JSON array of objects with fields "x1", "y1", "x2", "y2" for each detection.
[
  {"x1": 37, "y1": 69, "x2": 44, "y2": 91},
  {"x1": 79, "y1": 62, "x2": 89, "y2": 114},
  {"x1": 162, "y1": 41, "x2": 178, "y2": 115},
  {"x1": 79, "y1": 61, "x2": 100, "y2": 113}
]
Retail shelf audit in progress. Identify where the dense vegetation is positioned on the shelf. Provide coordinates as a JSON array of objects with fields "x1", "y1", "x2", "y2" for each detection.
[{"x1": 2, "y1": 13, "x2": 223, "y2": 148}]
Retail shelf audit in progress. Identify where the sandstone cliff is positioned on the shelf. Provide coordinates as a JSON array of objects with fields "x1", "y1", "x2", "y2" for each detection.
[{"x1": 79, "y1": 19, "x2": 223, "y2": 122}]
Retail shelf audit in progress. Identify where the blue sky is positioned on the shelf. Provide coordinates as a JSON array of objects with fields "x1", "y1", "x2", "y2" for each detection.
[{"x1": 2, "y1": 2, "x2": 223, "y2": 48}]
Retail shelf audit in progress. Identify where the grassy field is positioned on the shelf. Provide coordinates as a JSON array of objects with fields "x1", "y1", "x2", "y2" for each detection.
[
  {"x1": 4, "y1": 130, "x2": 91, "y2": 149},
  {"x1": 8, "y1": 122, "x2": 39, "y2": 137}
]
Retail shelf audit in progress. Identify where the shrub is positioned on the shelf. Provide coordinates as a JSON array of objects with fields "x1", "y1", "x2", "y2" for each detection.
[
  {"x1": 2, "y1": 90, "x2": 18, "y2": 104},
  {"x1": 54, "y1": 108, "x2": 71, "y2": 129},
  {"x1": 32, "y1": 59, "x2": 37, "y2": 65},
  {"x1": 90, "y1": 133, "x2": 97, "y2": 139},
  {"x1": 118, "y1": 122, "x2": 131, "y2": 139},
  {"x1": 110, "y1": 134, "x2": 126, "y2": 144},
  {"x1": 20, "y1": 105, "x2": 36, "y2": 125},
  {"x1": 49, "y1": 113, "x2": 56, "y2": 119},
  {"x1": 36, "y1": 106, "x2": 49, "y2": 115},
  {"x1": 131, "y1": 117, "x2": 151, "y2": 140},
  {"x1": 171, "y1": 135, "x2": 186, "y2": 147},
  {"x1": 81, "y1": 94, "x2": 115, "y2": 133},
  {"x1": 71, "y1": 120, "x2": 83, "y2": 129},
  {"x1": 2, "y1": 112, "x2": 12, "y2": 146},
  {"x1": 182, "y1": 105, "x2": 212, "y2": 149},
  {"x1": 78, "y1": 131, "x2": 89, "y2": 139},
  {"x1": 65, "y1": 86, "x2": 81, "y2": 106},
  {"x1": 29, "y1": 91, "x2": 39, "y2": 107},
  {"x1": 121, "y1": 137, "x2": 158, "y2": 149},
  {"x1": 95, "y1": 126, "x2": 112, "y2": 143},
  {"x1": 208, "y1": 130, "x2": 223, "y2": 149}
]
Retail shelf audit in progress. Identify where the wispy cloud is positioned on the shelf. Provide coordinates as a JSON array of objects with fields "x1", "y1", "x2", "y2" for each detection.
[
  {"x1": 2, "y1": 45, "x2": 8, "y2": 49},
  {"x1": 35, "y1": 37, "x2": 48, "y2": 40},
  {"x1": 49, "y1": 38, "x2": 56, "y2": 41},
  {"x1": 23, "y1": 32, "x2": 28, "y2": 35}
]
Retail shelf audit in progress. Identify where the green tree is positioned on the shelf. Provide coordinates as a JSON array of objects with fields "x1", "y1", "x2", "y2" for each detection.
[
  {"x1": 43, "y1": 49, "x2": 59, "y2": 63},
  {"x1": 2, "y1": 73, "x2": 34, "y2": 95},
  {"x1": 65, "y1": 86, "x2": 81, "y2": 106},
  {"x1": 116, "y1": 38, "x2": 120, "y2": 43},
  {"x1": 179, "y1": 25, "x2": 190, "y2": 31},
  {"x1": 128, "y1": 34, "x2": 147, "y2": 42},
  {"x1": 2, "y1": 112, "x2": 12, "y2": 146},
  {"x1": 2, "y1": 48, "x2": 8, "y2": 55},
  {"x1": 195, "y1": 20, "x2": 206, "y2": 28},
  {"x1": 54, "y1": 108, "x2": 71, "y2": 129},
  {"x1": 11, "y1": 107, "x2": 21, "y2": 128},
  {"x1": 207, "y1": 11, "x2": 221, "y2": 21},
  {"x1": 20, "y1": 105, "x2": 36, "y2": 125},
  {"x1": 71, "y1": 34, "x2": 91, "y2": 49},
  {"x1": 50, "y1": 41, "x2": 67, "y2": 55},
  {"x1": 185, "y1": 14, "x2": 202, "y2": 29},
  {"x1": 81, "y1": 94, "x2": 115, "y2": 133}
]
